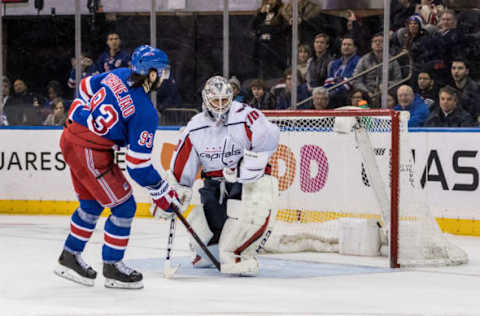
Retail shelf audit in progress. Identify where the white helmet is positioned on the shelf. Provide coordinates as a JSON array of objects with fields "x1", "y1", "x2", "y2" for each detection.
[{"x1": 202, "y1": 75, "x2": 233, "y2": 122}]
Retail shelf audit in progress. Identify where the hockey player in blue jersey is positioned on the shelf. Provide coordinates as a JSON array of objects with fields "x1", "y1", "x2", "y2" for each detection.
[{"x1": 54, "y1": 45, "x2": 182, "y2": 289}]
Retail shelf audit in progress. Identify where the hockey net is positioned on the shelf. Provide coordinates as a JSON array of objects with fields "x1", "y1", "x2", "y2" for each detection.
[{"x1": 262, "y1": 109, "x2": 468, "y2": 267}]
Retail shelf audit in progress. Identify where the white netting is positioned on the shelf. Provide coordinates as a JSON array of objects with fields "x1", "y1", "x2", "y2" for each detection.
[
  {"x1": 396, "y1": 115, "x2": 468, "y2": 266},
  {"x1": 263, "y1": 110, "x2": 468, "y2": 267}
]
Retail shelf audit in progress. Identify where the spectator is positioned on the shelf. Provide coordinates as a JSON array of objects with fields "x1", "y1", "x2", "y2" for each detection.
[
  {"x1": 4, "y1": 79, "x2": 41, "y2": 125},
  {"x1": 414, "y1": 9, "x2": 466, "y2": 86},
  {"x1": 297, "y1": 44, "x2": 312, "y2": 82},
  {"x1": 67, "y1": 52, "x2": 98, "y2": 89},
  {"x1": 250, "y1": 0, "x2": 288, "y2": 80},
  {"x1": 38, "y1": 80, "x2": 63, "y2": 121},
  {"x1": 311, "y1": 87, "x2": 330, "y2": 110},
  {"x1": 276, "y1": 68, "x2": 310, "y2": 109},
  {"x1": 392, "y1": 14, "x2": 427, "y2": 79},
  {"x1": 44, "y1": 81, "x2": 63, "y2": 107},
  {"x1": 0, "y1": 77, "x2": 10, "y2": 126},
  {"x1": 393, "y1": 14, "x2": 428, "y2": 51},
  {"x1": 43, "y1": 98, "x2": 67, "y2": 126},
  {"x1": 95, "y1": 32, "x2": 130, "y2": 74},
  {"x1": 353, "y1": 33, "x2": 402, "y2": 104},
  {"x1": 415, "y1": 71, "x2": 438, "y2": 110},
  {"x1": 387, "y1": 90, "x2": 398, "y2": 109},
  {"x1": 306, "y1": 33, "x2": 334, "y2": 90},
  {"x1": 450, "y1": 59, "x2": 480, "y2": 121},
  {"x1": 248, "y1": 79, "x2": 277, "y2": 110},
  {"x1": 394, "y1": 84, "x2": 430, "y2": 127},
  {"x1": 439, "y1": 9, "x2": 458, "y2": 34},
  {"x1": 424, "y1": 85, "x2": 477, "y2": 127},
  {"x1": 324, "y1": 35, "x2": 360, "y2": 108},
  {"x1": 340, "y1": 10, "x2": 372, "y2": 56},
  {"x1": 228, "y1": 76, "x2": 248, "y2": 103},
  {"x1": 349, "y1": 88, "x2": 371, "y2": 108}
]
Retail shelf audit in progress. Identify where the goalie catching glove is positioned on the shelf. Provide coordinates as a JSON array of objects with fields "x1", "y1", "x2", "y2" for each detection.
[{"x1": 147, "y1": 180, "x2": 182, "y2": 220}]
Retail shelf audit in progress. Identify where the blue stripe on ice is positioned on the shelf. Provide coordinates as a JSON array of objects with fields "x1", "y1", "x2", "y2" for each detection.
[{"x1": 126, "y1": 256, "x2": 392, "y2": 278}]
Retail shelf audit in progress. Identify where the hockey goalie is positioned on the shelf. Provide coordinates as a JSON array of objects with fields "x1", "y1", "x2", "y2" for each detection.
[{"x1": 154, "y1": 75, "x2": 280, "y2": 275}]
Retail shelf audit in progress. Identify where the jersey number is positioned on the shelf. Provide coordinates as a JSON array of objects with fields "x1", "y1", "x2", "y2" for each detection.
[
  {"x1": 92, "y1": 104, "x2": 119, "y2": 135},
  {"x1": 247, "y1": 110, "x2": 260, "y2": 124},
  {"x1": 138, "y1": 131, "x2": 153, "y2": 148},
  {"x1": 89, "y1": 87, "x2": 118, "y2": 135},
  {"x1": 89, "y1": 87, "x2": 106, "y2": 110}
]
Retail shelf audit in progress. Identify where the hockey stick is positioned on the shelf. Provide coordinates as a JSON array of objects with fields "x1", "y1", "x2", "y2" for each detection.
[
  {"x1": 163, "y1": 215, "x2": 179, "y2": 278},
  {"x1": 171, "y1": 203, "x2": 221, "y2": 271}
]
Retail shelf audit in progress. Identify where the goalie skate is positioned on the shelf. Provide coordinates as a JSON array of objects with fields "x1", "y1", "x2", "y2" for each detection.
[
  {"x1": 103, "y1": 261, "x2": 143, "y2": 289},
  {"x1": 54, "y1": 249, "x2": 97, "y2": 287},
  {"x1": 191, "y1": 244, "x2": 218, "y2": 269},
  {"x1": 192, "y1": 254, "x2": 217, "y2": 269}
]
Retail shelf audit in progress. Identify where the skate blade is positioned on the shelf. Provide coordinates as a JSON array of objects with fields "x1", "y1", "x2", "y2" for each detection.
[
  {"x1": 104, "y1": 278, "x2": 144, "y2": 289},
  {"x1": 54, "y1": 265, "x2": 95, "y2": 287}
]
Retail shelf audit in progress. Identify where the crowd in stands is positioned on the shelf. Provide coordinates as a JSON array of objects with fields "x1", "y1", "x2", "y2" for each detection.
[
  {"x1": 1, "y1": 0, "x2": 480, "y2": 128},
  {"x1": 238, "y1": 0, "x2": 480, "y2": 128},
  {"x1": 0, "y1": 31, "x2": 131, "y2": 127}
]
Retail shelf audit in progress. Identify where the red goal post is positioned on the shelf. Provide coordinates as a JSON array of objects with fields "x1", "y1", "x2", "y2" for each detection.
[{"x1": 262, "y1": 109, "x2": 467, "y2": 268}]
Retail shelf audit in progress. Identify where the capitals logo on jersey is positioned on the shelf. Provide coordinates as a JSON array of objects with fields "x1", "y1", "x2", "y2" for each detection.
[{"x1": 199, "y1": 144, "x2": 242, "y2": 162}]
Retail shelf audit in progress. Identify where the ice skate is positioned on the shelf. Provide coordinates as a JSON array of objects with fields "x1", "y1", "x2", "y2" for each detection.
[
  {"x1": 103, "y1": 261, "x2": 143, "y2": 289},
  {"x1": 192, "y1": 244, "x2": 218, "y2": 269},
  {"x1": 54, "y1": 249, "x2": 97, "y2": 287},
  {"x1": 192, "y1": 254, "x2": 216, "y2": 269}
]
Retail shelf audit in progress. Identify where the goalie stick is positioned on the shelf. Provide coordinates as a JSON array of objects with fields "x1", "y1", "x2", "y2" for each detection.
[{"x1": 171, "y1": 203, "x2": 221, "y2": 271}]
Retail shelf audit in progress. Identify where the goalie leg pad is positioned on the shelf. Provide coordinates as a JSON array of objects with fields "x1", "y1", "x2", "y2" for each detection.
[
  {"x1": 185, "y1": 205, "x2": 217, "y2": 265},
  {"x1": 185, "y1": 205, "x2": 213, "y2": 246},
  {"x1": 220, "y1": 258, "x2": 259, "y2": 276},
  {"x1": 219, "y1": 176, "x2": 277, "y2": 274},
  {"x1": 219, "y1": 205, "x2": 271, "y2": 275},
  {"x1": 241, "y1": 175, "x2": 278, "y2": 207}
]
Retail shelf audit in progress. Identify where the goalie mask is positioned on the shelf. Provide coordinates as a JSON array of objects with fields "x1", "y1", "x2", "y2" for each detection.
[{"x1": 202, "y1": 76, "x2": 233, "y2": 122}]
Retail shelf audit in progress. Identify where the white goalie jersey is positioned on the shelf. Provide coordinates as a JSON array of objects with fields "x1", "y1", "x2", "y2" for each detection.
[{"x1": 170, "y1": 101, "x2": 280, "y2": 186}]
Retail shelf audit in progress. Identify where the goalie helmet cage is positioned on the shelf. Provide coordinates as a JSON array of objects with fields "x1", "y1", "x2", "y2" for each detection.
[{"x1": 262, "y1": 109, "x2": 468, "y2": 268}]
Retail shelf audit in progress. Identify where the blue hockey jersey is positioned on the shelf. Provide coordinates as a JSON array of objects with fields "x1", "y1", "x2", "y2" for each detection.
[
  {"x1": 96, "y1": 49, "x2": 131, "y2": 73},
  {"x1": 68, "y1": 67, "x2": 161, "y2": 188}
]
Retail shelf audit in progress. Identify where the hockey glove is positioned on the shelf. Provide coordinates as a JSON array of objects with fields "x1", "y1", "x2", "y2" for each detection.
[{"x1": 148, "y1": 180, "x2": 182, "y2": 220}]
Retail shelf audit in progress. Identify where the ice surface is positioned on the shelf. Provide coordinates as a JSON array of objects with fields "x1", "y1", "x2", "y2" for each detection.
[{"x1": 1, "y1": 215, "x2": 479, "y2": 316}]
